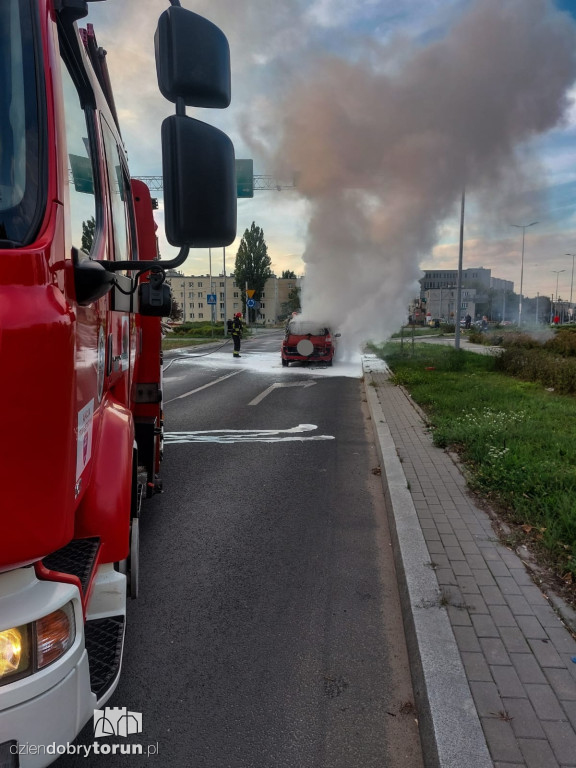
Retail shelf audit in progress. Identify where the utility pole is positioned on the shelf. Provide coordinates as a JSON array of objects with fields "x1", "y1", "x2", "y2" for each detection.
[
  {"x1": 223, "y1": 247, "x2": 227, "y2": 337},
  {"x1": 454, "y1": 189, "x2": 465, "y2": 350},
  {"x1": 245, "y1": 281, "x2": 249, "y2": 326},
  {"x1": 552, "y1": 269, "x2": 565, "y2": 323},
  {"x1": 511, "y1": 221, "x2": 538, "y2": 326},
  {"x1": 209, "y1": 248, "x2": 214, "y2": 337},
  {"x1": 566, "y1": 253, "x2": 575, "y2": 319}
]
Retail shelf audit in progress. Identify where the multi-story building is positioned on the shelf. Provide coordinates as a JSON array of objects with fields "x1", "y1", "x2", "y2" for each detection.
[
  {"x1": 420, "y1": 267, "x2": 513, "y2": 295},
  {"x1": 490, "y1": 276, "x2": 514, "y2": 293},
  {"x1": 419, "y1": 267, "x2": 514, "y2": 321},
  {"x1": 165, "y1": 272, "x2": 300, "y2": 324},
  {"x1": 423, "y1": 286, "x2": 478, "y2": 321}
]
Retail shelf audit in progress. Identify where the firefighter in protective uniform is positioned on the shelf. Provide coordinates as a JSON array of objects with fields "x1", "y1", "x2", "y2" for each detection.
[{"x1": 230, "y1": 312, "x2": 243, "y2": 357}]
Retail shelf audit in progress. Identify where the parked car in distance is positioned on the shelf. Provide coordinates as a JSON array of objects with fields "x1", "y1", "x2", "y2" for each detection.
[{"x1": 281, "y1": 319, "x2": 340, "y2": 366}]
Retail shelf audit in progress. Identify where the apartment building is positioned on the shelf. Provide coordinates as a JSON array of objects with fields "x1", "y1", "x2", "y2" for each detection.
[
  {"x1": 423, "y1": 286, "x2": 478, "y2": 321},
  {"x1": 420, "y1": 267, "x2": 513, "y2": 295},
  {"x1": 419, "y1": 267, "x2": 514, "y2": 320},
  {"x1": 165, "y1": 272, "x2": 300, "y2": 324}
]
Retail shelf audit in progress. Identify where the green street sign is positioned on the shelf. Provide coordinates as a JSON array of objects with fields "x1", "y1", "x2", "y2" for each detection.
[
  {"x1": 69, "y1": 154, "x2": 94, "y2": 194},
  {"x1": 236, "y1": 159, "x2": 254, "y2": 198}
]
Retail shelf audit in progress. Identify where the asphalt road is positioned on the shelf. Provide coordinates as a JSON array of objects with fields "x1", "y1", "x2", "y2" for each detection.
[{"x1": 57, "y1": 330, "x2": 423, "y2": 768}]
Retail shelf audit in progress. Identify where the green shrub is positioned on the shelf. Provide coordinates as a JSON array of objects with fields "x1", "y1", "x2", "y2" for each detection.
[
  {"x1": 501, "y1": 332, "x2": 548, "y2": 350},
  {"x1": 171, "y1": 321, "x2": 224, "y2": 337},
  {"x1": 468, "y1": 328, "x2": 484, "y2": 344},
  {"x1": 468, "y1": 329, "x2": 505, "y2": 346},
  {"x1": 495, "y1": 346, "x2": 576, "y2": 395},
  {"x1": 544, "y1": 328, "x2": 576, "y2": 356}
]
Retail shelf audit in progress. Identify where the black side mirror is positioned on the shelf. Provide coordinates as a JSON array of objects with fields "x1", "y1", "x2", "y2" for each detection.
[
  {"x1": 155, "y1": 6, "x2": 231, "y2": 108},
  {"x1": 155, "y1": 4, "x2": 236, "y2": 250},
  {"x1": 162, "y1": 115, "x2": 236, "y2": 247},
  {"x1": 103, "y1": 4, "x2": 236, "y2": 272}
]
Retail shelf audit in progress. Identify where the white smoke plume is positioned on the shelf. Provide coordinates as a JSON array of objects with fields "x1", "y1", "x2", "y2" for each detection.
[
  {"x1": 87, "y1": 0, "x2": 576, "y2": 341},
  {"x1": 243, "y1": 0, "x2": 576, "y2": 352}
]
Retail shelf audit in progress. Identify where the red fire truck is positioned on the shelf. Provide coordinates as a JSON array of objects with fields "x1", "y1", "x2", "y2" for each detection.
[{"x1": 0, "y1": 1, "x2": 235, "y2": 763}]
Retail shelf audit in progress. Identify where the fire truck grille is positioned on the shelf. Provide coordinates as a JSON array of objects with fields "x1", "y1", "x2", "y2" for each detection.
[
  {"x1": 85, "y1": 616, "x2": 125, "y2": 700},
  {"x1": 42, "y1": 538, "x2": 100, "y2": 594}
]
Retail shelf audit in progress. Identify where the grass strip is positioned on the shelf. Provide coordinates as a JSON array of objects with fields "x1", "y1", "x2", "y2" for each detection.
[
  {"x1": 162, "y1": 338, "x2": 221, "y2": 350},
  {"x1": 370, "y1": 341, "x2": 576, "y2": 582}
]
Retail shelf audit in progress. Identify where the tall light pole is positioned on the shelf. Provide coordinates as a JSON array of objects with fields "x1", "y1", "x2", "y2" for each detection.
[
  {"x1": 552, "y1": 269, "x2": 566, "y2": 322},
  {"x1": 223, "y1": 247, "x2": 227, "y2": 336},
  {"x1": 455, "y1": 189, "x2": 465, "y2": 350},
  {"x1": 511, "y1": 221, "x2": 538, "y2": 326},
  {"x1": 566, "y1": 253, "x2": 575, "y2": 318}
]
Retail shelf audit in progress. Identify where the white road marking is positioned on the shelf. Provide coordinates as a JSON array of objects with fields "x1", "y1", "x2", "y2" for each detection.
[
  {"x1": 164, "y1": 369, "x2": 245, "y2": 404},
  {"x1": 164, "y1": 423, "x2": 335, "y2": 444},
  {"x1": 248, "y1": 381, "x2": 317, "y2": 406}
]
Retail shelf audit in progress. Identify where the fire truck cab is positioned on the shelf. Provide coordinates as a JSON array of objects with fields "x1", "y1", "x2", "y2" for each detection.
[{"x1": 0, "y1": 1, "x2": 235, "y2": 764}]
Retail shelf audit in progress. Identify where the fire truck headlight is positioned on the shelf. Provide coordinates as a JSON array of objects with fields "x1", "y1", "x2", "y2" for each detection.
[
  {"x1": 0, "y1": 625, "x2": 32, "y2": 684},
  {"x1": 36, "y1": 602, "x2": 76, "y2": 669},
  {"x1": 0, "y1": 602, "x2": 76, "y2": 686}
]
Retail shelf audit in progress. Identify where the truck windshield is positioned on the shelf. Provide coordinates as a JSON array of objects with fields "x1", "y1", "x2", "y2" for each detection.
[{"x1": 0, "y1": 0, "x2": 46, "y2": 246}]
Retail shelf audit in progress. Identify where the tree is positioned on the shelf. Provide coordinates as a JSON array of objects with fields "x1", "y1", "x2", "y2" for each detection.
[
  {"x1": 281, "y1": 269, "x2": 297, "y2": 279},
  {"x1": 280, "y1": 285, "x2": 301, "y2": 320},
  {"x1": 81, "y1": 216, "x2": 96, "y2": 253},
  {"x1": 234, "y1": 222, "x2": 272, "y2": 321},
  {"x1": 170, "y1": 297, "x2": 183, "y2": 322}
]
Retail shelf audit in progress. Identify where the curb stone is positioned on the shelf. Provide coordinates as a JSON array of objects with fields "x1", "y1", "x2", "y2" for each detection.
[{"x1": 362, "y1": 355, "x2": 492, "y2": 768}]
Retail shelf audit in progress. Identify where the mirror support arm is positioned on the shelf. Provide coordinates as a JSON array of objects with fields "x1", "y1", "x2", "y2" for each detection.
[{"x1": 98, "y1": 245, "x2": 190, "y2": 272}]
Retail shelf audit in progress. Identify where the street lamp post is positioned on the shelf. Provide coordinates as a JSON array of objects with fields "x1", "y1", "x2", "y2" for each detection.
[
  {"x1": 511, "y1": 221, "x2": 538, "y2": 326},
  {"x1": 552, "y1": 269, "x2": 566, "y2": 323},
  {"x1": 454, "y1": 188, "x2": 465, "y2": 350},
  {"x1": 566, "y1": 253, "x2": 575, "y2": 320},
  {"x1": 223, "y1": 247, "x2": 227, "y2": 336}
]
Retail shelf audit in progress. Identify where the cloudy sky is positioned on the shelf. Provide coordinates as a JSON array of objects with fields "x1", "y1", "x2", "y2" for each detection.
[{"x1": 86, "y1": 0, "x2": 576, "y2": 340}]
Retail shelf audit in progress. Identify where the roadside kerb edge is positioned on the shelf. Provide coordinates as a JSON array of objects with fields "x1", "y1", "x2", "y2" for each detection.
[{"x1": 362, "y1": 356, "x2": 492, "y2": 768}]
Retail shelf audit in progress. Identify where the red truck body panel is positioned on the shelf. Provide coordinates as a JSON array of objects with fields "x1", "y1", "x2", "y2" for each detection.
[{"x1": 0, "y1": 3, "x2": 158, "y2": 574}]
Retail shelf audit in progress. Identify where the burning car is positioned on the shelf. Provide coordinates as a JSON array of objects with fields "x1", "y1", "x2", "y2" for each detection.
[{"x1": 281, "y1": 319, "x2": 340, "y2": 366}]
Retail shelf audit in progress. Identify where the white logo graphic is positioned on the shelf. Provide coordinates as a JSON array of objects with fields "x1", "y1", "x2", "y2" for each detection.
[{"x1": 94, "y1": 707, "x2": 143, "y2": 739}]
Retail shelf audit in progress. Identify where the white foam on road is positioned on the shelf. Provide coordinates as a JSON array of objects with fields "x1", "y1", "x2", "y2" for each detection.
[
  {"x1": 163, "y1": 347, "x2": 366, "y2": 380},
  {"x1": 361, "y1": 353, "x2": 391, "y2": 374}
]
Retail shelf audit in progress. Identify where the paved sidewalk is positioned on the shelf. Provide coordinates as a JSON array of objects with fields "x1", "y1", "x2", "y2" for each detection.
[{"x1": 362, "y1": 355, "x2": 576, "y2": 768}]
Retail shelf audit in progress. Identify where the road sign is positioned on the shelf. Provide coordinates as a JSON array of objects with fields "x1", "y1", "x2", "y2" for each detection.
[
  {"x1": 207, "y1": 294, "x2": 217, "y2": 305},
  {"x1": 246, "y1": 298, "x2": 255, "y2": 308},
  {"x1": 236, "y1": 160, "x2": 254, "y2": 198},
  {"x1": 246, "y1": 289, "x2": 255, "y2": 298},
  {"x1": 69, "y1": 154, "x2": 94, "y2": 194}
]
